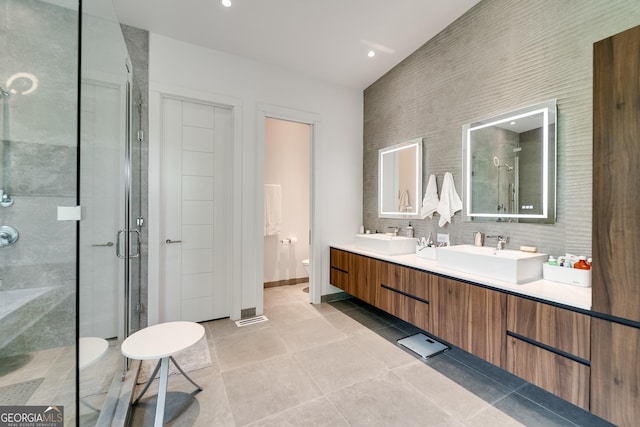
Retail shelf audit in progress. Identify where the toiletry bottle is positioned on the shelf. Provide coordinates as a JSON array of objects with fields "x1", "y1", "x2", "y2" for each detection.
[
  {"x1": 574, "y1": 256, "x2": 590, "y2": 270},
  {"x1": 558, "y1": 256, "x2": 566, "y2": 267},
  {"x1": 405, "y1": 222, "x2": 414, "y2": 238},
  {"x1": 548, "y1": 256, "x2": 558, "y2": 266}
]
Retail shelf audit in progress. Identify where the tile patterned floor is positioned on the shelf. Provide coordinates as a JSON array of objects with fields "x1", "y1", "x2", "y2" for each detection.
[
  {"x1": 128, "y1": 283, "x2": 614, "y2": 427},
  {"x1": 0, "y1": 339, "x2": 122, "y2": 427}
]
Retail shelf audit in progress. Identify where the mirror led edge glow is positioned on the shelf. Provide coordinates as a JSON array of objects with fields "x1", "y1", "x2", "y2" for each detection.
[
  {"x1": 379, "y1": 138, "x2": 423, "y2": 217},
  {"x1": 464, "y1": 101, "x2": 555, "y2": 220}
]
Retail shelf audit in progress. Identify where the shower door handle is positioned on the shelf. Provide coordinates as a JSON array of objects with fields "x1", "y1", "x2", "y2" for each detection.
[
  {"x1": 92, "y1": 242, "x2": 114, "y2": 247},
  {"x1": 116, "y1": 229, "x2": 141, "y2": 259},
  {"x1": 165, "y1": 239, "x2": 182, "y2": 244}
]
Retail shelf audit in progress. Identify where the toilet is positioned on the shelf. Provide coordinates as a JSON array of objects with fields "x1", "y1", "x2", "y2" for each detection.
[{"x1": 302, "y1": 259, "x2": 310, "y2": 275}]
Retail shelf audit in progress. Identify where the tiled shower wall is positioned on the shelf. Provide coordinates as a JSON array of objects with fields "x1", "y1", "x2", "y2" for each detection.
[
  {"x1": 0, "y1": 0, "x2": 78, "y2": 356},
  {"x1": 363, "y1": 0, "x2": 640, "y2": 256}
]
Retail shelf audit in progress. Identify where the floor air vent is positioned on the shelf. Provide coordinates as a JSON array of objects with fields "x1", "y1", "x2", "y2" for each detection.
[
  {"x1": 397, "y1": 333, "x2": 448, "y2": 359},
  {"x1": 235, "y1": 315, "x2": 269, "y2": 327}
]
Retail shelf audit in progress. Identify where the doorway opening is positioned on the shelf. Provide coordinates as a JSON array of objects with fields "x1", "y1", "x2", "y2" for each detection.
[{"x1": 263, "y1": 117, "x2": 311, "y2": 297}]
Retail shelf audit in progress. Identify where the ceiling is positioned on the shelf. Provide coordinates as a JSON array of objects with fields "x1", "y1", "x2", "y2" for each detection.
[{"x1": 112, "y1": 0, "x2": 481, "y2": 90}]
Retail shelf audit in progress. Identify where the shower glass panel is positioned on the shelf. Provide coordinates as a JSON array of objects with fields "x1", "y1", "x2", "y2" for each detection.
[
  {"x1": 0, "y1": 0, "x2": 80, "y2": 424},
  {"x1": 79, "y1": 0, "x2": 139, "y2": 425}
]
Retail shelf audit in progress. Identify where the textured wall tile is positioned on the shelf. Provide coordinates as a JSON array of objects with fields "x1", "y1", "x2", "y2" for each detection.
[{"x1": 364, "y1": 0, "x2": 640, "y2": 256}]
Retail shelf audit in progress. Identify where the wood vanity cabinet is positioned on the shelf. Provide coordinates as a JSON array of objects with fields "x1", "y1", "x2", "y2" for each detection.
[
  {"x1": 350, "y1": 253, "x2": 378, "y2": 305},
  {"x1": 592, "y1": 24, "x2": 640, "y2": 323},
  {"x1": 329, "y1": 248, "x2": 350, "y2": 292},
  {"x1": 590, "y1": 24, "x2": 640, "y2": 426},
  {"x1": 430, "y1": 276, "x2": 506, "y2": 367},
  {"x1": 329, "y1": 248, "x2": 377, "y2": 305},
  {"x1": 505, "y1": 296, "x2": 591, "y2": 409},
  {"x1": 377, "y1": 262, "x2": 431, "y2": 332},
  {"x1": 591, "y1": 319, "x2": 640, "y2": 426}
]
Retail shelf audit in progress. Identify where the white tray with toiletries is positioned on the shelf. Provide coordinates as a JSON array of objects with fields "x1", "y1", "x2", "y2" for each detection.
[
  {"x1": 416, "y1": 245, "x2": 437, "y2": 260},
  {"x1": 543, "y1": 263, "x2": 591, "y2": 287}
]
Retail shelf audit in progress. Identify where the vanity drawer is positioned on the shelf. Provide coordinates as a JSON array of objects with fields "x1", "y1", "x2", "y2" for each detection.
[
  {"x1": 377, "y1": 263, "x2": 430, "y2": 332},
  {"x1": 329, "y1": 248, "x2": 350, "y2": 291},
  {"x1": 506, "y1": 335, "x2": 590, "y2": 410},
  {"x1": 507, "y1": 295, "x2": 590, "y2": 360}
]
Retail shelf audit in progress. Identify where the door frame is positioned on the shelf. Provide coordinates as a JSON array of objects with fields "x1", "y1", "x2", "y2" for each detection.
[
  {"x1": 257, "y1": 104, "x2": 322, "y2": 311},
  {"x1": 148, "y1": 83, "x2": 243, "y2": 324}
]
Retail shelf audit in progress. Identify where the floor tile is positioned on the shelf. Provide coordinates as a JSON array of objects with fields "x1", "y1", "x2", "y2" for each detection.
[
  {"x1": 245, "y1": 396, "x2": 349, "y2": 427},
  {"x1": 205, "y1": 317, "x2": 270, "y2": 344},
  {"x1": 222, "y1": 354, "x2": 322, "y2": 426},
  {"x1": 393, "y1": 360, "x2": 494, "y2": 421},
  {"x1": 422, "y1": 352, "x2": 513, "y2": 405},
  {"x1": 350, "y1": 330, "x2": 416, "y2": 369},
  {"x1": 493, "y1": 391, "x2": 583, "y2": 427},
  {"x1": 264, "y1": 300, "x2": 322, "y2": 327},
  {"x1": 327, "y1": 371, "x2": 459, "y2": 426},
  {"x1": 339, "y1": 307, "x2": 394, "y2": 331},
  {"x1": 214, "y1": 326, "x2": 288, "y2": 372},
  {"x1": 515, "y1": 384, "x2": 615, "y2": 427},
  {"x1": 294, "y1": 338, "x2": 386, "y2": 394},
  {"x1": 273, "y1": 316, "x2": 347, "y2": 353},
  {"x1": 321, "y1": 310, "x2": 372, "y2": 337}
]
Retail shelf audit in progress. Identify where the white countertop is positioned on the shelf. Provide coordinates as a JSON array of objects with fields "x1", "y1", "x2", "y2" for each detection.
[{"x1": 331, "y1": 244, "x2": 592, "y2": 311}]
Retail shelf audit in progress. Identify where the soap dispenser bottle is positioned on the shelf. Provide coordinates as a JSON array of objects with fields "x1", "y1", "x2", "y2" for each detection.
[{"x1": 405, "y1": 222, "x2": 414, "y2": 238}]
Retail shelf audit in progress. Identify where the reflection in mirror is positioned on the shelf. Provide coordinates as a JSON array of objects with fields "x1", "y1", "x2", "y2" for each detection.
[
  {"x1": 463, "y1": 100, "x2": 556, "y2": 223},
  {"x1": 379, "y1": 138, "x2": 423, "y2": 219}
]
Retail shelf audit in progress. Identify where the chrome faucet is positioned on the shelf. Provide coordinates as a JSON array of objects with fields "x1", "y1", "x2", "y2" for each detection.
[
  {"x1": 487, "y1": 235, "x2": 508, "y2": 250},
  {"x1": 385, "y1": 226, "x2": 399, "y2": 236}
]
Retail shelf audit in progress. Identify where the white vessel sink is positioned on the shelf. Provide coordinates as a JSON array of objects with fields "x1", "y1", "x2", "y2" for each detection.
[
  {"x1": 437, "y1": 244, "x2": 547, "y2": 284},
  {"x1": 355, "y1": 233, "x2": 416, "y2": 255}
]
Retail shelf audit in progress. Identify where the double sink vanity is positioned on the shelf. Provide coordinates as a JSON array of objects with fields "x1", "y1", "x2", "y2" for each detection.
[
  {"x1": 348, "y1": 25, "x2": 640, "y2": 427},
  {"x1": 330, "y1": 236, "x2": 592, "y2": 409},
  {"x1": 352, "y1": 232, "x2": 590, "y2": 308},
  {"x1": 335, "y1": 96, "x2": 596, "y2": 410}
]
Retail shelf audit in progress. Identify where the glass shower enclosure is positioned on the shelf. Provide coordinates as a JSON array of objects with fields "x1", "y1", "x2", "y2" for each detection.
[{"x1": 0, "y1": 0, "x2": 142, "y2": 425}]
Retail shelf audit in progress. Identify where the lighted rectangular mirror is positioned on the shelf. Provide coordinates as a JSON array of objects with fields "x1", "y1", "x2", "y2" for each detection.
[
  {"x1": 462, "y1": 99, "x2": 556, "y2": 223},
  {"x1": 379, "y1": 138, "x2": 423, "y2": 219}
]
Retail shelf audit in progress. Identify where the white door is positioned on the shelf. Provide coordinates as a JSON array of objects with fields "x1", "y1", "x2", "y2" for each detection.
[
  {"x1": 79, "y1": 80, "x2": 125, "y2": 339},
  {"x1": 161, "y1": 97, "x2": 232, "y2": 322}
]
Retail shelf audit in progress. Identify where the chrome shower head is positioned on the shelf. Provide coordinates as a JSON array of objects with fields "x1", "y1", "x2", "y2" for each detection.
[{"x1": 0, "y1": 87, "x2": 10, "y2": 98}]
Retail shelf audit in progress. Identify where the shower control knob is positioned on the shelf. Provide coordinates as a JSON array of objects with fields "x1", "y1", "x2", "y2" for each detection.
[{"x1": 0, "y1": 225, "x2": 19, "y2": 247}]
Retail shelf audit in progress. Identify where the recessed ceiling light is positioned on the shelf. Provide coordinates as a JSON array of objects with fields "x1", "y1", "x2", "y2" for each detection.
[
  {"x1": 221, "y1": 0, "x2": 231, "y2": 7},
  {"x1": 510, "y1": 121, "x2": 516, "y2": 125},
  {"x1": 367, "y1": 50, "x2": 376, "y2": 58}
]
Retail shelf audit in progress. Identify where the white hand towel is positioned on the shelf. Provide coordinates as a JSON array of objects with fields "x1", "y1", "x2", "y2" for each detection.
[
  {"x1": 398, "y1": 188, "x2": 411, "y2": 212},
  {"x1": 264, "y1": 184, "x2": 282, "y2": 236},
  {"x1": 436, "y1": 172, "x2": 462, "y2": 227},
  {"x1": 421, "y1": 174, "x2": 439, "y2": 218}
]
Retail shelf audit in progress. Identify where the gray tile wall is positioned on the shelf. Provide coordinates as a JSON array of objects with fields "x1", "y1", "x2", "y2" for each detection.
[
  {"x1": 0, "y1": 0, "x2": 78, "y2": 356},
  {"x1": 363, "y1": 0, "x2": 640, "y2": 256}
]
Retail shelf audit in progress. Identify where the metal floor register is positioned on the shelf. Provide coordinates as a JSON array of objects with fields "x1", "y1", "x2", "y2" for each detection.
[{"x1": 397, "y1": 333, "x2": 448, "y2": 359}]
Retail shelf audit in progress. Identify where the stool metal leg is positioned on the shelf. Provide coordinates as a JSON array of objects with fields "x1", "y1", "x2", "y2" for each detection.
[
  {"x1": 132, "y1": 360, "x2": 162, "y2": 405},
  {"x1": 154, "y1": 357, "x2": 170, "y2": 427},
  {"x1": 132, "y1": 355, "x2": 203, "y2": 426},
  {"x1": 169, "y1": 356, "x2": 203, "y2": 392}
]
